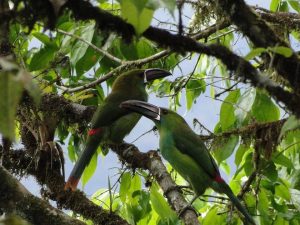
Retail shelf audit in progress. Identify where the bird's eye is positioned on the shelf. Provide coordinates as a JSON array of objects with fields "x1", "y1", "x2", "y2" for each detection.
[{"x1": 162, "y1": 109, "x2": 168, "y2": 114}]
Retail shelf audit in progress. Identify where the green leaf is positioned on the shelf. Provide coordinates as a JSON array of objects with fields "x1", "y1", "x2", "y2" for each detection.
[
  {"x1": 235, "y1": 88, "x2": 256, "y2": 125},
  {"x1": 70, "y1": 22, "x2": 95, "y2": 68},
  {"x1": 275, "y1": 182, "x2": 291, "y2": 201},
  {"x1": 136, "y1": 38, "x2": 156, "y2": 58},
  {"x1": 127, "y1": 174, "x2": 142, "y2": 203},
  {"x1": 29, "y1": 45, "x2": 57, "y2": 71},
  {"x1": 264, "y1": 162, "x2": 278, "y2": 182},
  {"x1": 235, "y1": 144, "x2": 248, "y2": 167},
  {"x1": 32, "y1": 32, "x2": 57, "y2": 47},
  {"x1": 82, "y1": 151, "x2": 98, "y2": 186},
  {"x1": 214, "y1": 135, "x2": 239, "y2": 163},
  {"x1": 270, "y1": 0, "x2": 280, "y2": 11},
  {"x1": 251, "y1": 90, "x2": 280, "y2": 122},
  {"x1": 0, "y1": 70, "x2": 23, "y2": 140},
  {"x1": 269, "y1": 46, "x2": 293, "y2": 57},
  {"x1": 243, "y1": 152, "x2": 254, "y2": 176},
  {"x1": 220, "y1": 90, "x2": 240, "y2": 131},
  {"x1": 119, "y1": 172, "x2": 131, "y2": 202},
  {"x1": 148, "y1": 0, "x2": 176, "y2": 15},
  {"x1": 203, "y1": 206, "x2": 224, "y2": 225},
  {"x1": 155, "y1": 80, "x2": 170, "y2": 97},
  {"x1": 272, "y1": 153, "x2": 294, "y2": 169},
  {"x1": 257, "y1": 188, "x2": 272, "y2": 225},
  {"x1": 76, "y1": 32, "x2": 104, "y2": 76},
  {"x1": 279, "y1": 116, "x2": 300, "y2": 140},
  {"x1": 150, "y1": 183, "x2": 176, "y2": 221},
  {"x1": 245, "y1": 47, "x2": 266, "y2": 60},
  {"x1": 120, "y1": 0, "x2": 154, "y2": 34},
  {"x1": 119, "y1": 40, "x2": 139, "y2": 60},
  {"x1": 291, "y1": 170, "x2": 300, "y2": 190},
  {"x1": 287, "y1": 0, "x2": 300, "y2": 12},
  {"x1": 185, "y1": 78, "x2": 206, "y2": 110}
]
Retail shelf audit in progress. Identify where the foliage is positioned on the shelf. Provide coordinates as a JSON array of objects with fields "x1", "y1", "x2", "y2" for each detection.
[{"x1": 1, "y1": 0, "x2": 300, "y2": 224}]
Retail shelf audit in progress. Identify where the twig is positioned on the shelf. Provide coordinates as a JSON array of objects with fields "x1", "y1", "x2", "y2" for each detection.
[
  {"x1": 215, "y1": 82, "x2": 239, "y2": 98},
  {"x1": 57, "y1": 29, "x2": 123, "y2": 64},
  {"x1": 56, "y1": 49, "x2": 171, "y2": 93}
]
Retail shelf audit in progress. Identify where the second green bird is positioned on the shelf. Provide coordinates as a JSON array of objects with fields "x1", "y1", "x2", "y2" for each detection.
[
  {"x1": 121, "y1": 100, "x2": 255, "y2": 224},
  {"x1": 65, "y1": 69, "x2": 171, "y2": 190}
]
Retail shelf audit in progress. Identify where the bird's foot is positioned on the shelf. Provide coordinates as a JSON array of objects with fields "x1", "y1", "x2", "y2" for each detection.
[
  {"x1": 164, "y1": 185, "x2": 184, "y2": 196},
  {"x1": 64, "y1": 176, "x2": 79, "y2": 191},
  {"x1": 178, "y1": 204, "x2": 200, "y2": 218},
  {"x1": 179, "y1": 195, "x2": 201, "y2": 217}
]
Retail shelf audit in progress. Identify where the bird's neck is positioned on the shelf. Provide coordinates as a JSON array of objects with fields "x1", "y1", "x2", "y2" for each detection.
[{"x1": 159, "y1": 127, "x2": 175, "y2": 157}]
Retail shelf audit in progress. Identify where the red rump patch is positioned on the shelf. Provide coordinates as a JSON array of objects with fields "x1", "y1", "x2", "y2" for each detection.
[
  {"x1": 88, "y1": 128, "x2": 102, "y2": 136},
  {"x1": 214, "y1": 175, "x2": 224, "y2": 183}
]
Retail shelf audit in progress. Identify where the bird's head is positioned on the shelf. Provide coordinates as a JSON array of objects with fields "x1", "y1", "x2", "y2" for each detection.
[
  {"x1": 120, "y1": 100, "x2": 184, "y2": 129},
  {"x1": 142, "y1": 68, "x2": 172, "y2": 83},
  {"x1": 114, "y1": 68, "x2": 171, "y2": 87}
]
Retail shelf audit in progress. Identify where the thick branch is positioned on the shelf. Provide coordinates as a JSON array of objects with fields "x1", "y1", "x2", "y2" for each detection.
[
  {"x1": 0, "y1": 147, "x2": 129, "y2": 225},
  {"x1": 61, "y1": 0, "x2": 300, "y2": 118},
  {"x1": 214, "y1": 0, "x2": 300, "y2": 93},
  {"x1": 0, "y1": 165, "x2": 85, "y2": 225},
  {"x1": 254, "y1": 7, "x2": 300, "y2": 31}
]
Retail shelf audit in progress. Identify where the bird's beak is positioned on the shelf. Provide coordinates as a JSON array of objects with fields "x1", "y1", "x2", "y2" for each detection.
[
  {"x1": 144, "y1": 68, "x2": 171, "y2": 83},
  {"x1": 120, "y1": 100, "x2": 161, "y2": 121}
]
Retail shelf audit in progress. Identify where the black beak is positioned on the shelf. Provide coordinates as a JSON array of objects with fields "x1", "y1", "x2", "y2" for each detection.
[
  {"x1": 144, "y1": 68, "x2": 171, "y2": 83},
  {"x1": 120, "y1": 100, "x2": 161, "y2": 121}
]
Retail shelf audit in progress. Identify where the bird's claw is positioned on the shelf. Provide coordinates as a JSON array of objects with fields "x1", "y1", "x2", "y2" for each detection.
[{"x1": 178, "y1": 204, "x2": 199, "y2": 218}]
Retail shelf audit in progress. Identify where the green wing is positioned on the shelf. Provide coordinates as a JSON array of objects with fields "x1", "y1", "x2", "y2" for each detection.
[{"x1": 173, "y1": 124, "x2": 220, "y2": 179}]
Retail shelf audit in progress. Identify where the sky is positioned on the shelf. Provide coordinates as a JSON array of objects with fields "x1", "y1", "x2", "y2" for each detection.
[{"x1": 20, "y1": 0, "x2": 272, "y2": 197}]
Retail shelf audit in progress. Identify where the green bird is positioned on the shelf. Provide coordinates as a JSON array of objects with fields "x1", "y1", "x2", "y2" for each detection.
[
  {"x1": 65, "y1": 69, "x2": 171, "y2": 191},
  {"x1": 120, "y1": 100, "x2": 255, "y2": 224}
]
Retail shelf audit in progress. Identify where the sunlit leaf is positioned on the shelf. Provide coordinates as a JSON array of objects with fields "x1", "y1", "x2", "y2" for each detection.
[
  {"x1": 279, "y1": 116, "x2": 300, "y2": 140},
  {"x1": 269, "y1": 46, "x2": 293, "y2": 58},
  {"x1": 70, "y1": 22, "x2": 95, "y2": 68},
  {"x1": 148, "y1": 0, "x2": 176, "y2": 15},
  {"x1": 235, "y1": 88, "x2": 256, "y2": 125},
  {"x1": 185, "y1": 78, "x2": 206, "y2": 110},
  {"x1": 270, "y1": 0, "x2": 280, "y2": 11},
  {"x1": 272, "y1": 152, "x2": 294, "y2": 169},
  {"x1": 251, "y1": 90, "x2": 280, "y2": 122},
  {"x1": 120, "y1": 0, "x2": 154, "y2": 34},
  {"x1": 275, "y1": 182, "x2": 291, "y2": 201},
  {"x1": 0, "y1": 71, "x2": 23, "y2": 140},
  {"x1": 120, "y1": 172, "x2": 131, "y2": 202},
  {"x1": 214, "y1": 135, "x2": 239, "y2": 163},
  {"x1": 203, "y1": 206, "x2": 224, "y2": 225},
  {"x1": 245, "y1": 48, "x2": 266, "y2": 60},
  {"x1": 29, "y1": 45, "x2": 57, "y2": 71},
  {"x1": 220, "y1": 90, "x2": 240, "y2": 131},
  {"x1": 150, "y1": 183, "x2": 177, "y2": 221},
  {"x1": 287, "y1": 0, "x2": 300, "y2": 12}
]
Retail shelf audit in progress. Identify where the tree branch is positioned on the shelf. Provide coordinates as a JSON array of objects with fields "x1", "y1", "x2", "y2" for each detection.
[
  {"x1": 254, "y1": 6, "x2": 300, "y2": 31},
  {"x1": 0, "y1": 165, "x2": 86, "y2": 225},
  {"x1": 61, "y1": 0, "x2": 300, "y2": 118},
  {"x1": 0, "y1": 147, "x2": 130, "y2": 225},
  {"x1": 213, "y1": 0, "x2": 300, "y2": 93}
]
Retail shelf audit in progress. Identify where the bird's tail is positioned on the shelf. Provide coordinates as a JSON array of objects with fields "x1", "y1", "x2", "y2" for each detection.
[
  {"x1": 220, "y1": 182, "x2": 255, "y2": 225},
  {"x1": 65, "y1": 130, "x2": 103, "y2": 191}
]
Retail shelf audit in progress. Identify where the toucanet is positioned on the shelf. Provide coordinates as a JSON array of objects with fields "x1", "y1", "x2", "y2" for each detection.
[
  {"x1": 65, "y1": 69, "x2": 171, "y2": 191},
  {"x1": 120, "y1": 100, "x2": 255, "y2": 224}
]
